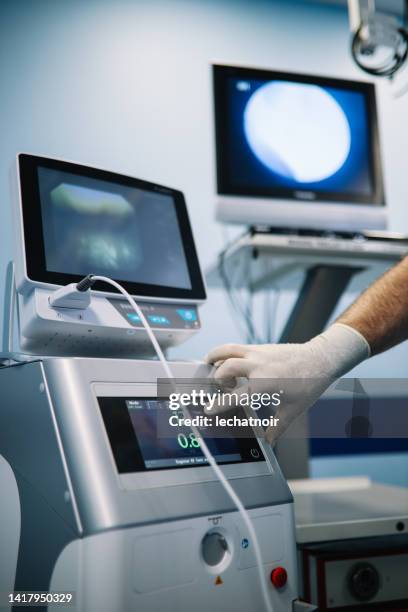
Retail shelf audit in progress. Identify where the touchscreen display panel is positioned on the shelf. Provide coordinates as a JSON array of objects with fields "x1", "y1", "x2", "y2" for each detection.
[
  {"x1": 37, "y1": 166, "x2": 192, "y2": 290},
  {"x1": 98, "y1": 397, "x2": 264, "y2": 473}
]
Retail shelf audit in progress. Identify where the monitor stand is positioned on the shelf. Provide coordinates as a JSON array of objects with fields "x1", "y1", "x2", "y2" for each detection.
[
  {"x1": 0, "y1": 261, "x2": 26, "y2": 365},
  {"x1": 275, "y1": 265, "x2": 361, "y2": 479}
]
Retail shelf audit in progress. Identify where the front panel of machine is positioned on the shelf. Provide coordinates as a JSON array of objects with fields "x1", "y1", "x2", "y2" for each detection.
[
  {"x1": 41, "y1": 358, "x2": 298, "y2": 612},
  {"x1": 40, "y1": 358, "x2": 293, "y2": 527},
  {"x1": 50, "y1": 506, "x2": 297, "y2": 612}
]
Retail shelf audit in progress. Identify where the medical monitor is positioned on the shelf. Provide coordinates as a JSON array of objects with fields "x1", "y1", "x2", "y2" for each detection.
[
  {"x1": 16, "y1": 154, "x2": 206, "y2": 301},
  {"x1": 7, "y1": 154, "x2": 205, "y2": 359},
  {"x1": 213, "y1": 64, "x2": 386, "y2": 231}
]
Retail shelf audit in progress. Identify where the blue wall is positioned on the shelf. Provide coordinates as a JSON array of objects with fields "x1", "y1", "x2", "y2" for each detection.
[{"x1": 1, "y1": 0, "x2": 407, "y2": 484}]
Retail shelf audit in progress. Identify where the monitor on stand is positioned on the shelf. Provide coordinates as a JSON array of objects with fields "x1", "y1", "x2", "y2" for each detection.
[{"x1": 213, "y1": 64, "x2": 386, "y2": 232}]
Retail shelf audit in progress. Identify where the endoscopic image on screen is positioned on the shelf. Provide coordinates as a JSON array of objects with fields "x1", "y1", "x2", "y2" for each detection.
[
  {"x1": 37, "y1": 167, "x2": 192, "y2": 290},
  {"x1": 225, "y1": 77, "x2": 372, "y2": 195}
]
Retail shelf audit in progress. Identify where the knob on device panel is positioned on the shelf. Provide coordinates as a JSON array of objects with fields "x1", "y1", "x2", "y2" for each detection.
[
  {"x1": 348, "y1": 562, "x2": 380, "y2": 602},
  {"x1": 201, "y1": 529, "x2": 231, "y2": 571},
  {"x1": 202, "y1": 532, "x2": 228, "y2": 566}
]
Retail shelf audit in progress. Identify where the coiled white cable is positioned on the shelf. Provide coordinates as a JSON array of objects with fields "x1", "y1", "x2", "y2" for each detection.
[{"x1": 91, "y1": 276, "x2": 274, "y2": 612}]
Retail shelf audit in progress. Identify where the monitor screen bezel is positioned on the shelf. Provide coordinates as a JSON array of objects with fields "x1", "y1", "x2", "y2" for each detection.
[
  {"x1": 213, "y1": 64, "x2": 385, "y2": 207},
  {"x1": 18, "y1": 154, "x2": 206, "y2": 300}
]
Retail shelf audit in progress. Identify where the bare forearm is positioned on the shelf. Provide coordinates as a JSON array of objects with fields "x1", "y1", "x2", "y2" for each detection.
[{"x1": 337, "y1": 256, "x2": 408, "y2": 355}]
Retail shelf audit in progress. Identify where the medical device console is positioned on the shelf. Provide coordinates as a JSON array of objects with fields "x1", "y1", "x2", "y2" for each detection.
[
  {"x1": 0, "y1": 358, "x2": 298, "y2": 612},
  {"x1": 5, "y1": 154, "x2": 206, "y2": 359}
]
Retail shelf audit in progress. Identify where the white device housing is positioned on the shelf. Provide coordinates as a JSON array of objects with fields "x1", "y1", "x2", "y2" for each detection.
[
  {"x1": 3, "y1": 281, "x2": 200, "y2": 359},
  {"x1": 216, "y1": 196, "x2": 387, "y2": 232}
]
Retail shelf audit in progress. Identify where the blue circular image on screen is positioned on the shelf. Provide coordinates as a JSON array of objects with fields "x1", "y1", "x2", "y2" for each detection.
[{"x1": 243, "y1": 81, "x2": 351, "y2": 184}]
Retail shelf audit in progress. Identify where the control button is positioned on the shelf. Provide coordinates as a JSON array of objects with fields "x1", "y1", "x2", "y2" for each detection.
[
  {"x1": 126, "y1": 313, "x2": 141, "y2": 323},
  {"x1": 270, "y1": 567, "x2": 287, "y2": 589},
  {"x1": 148, "y1": 315, "x2": 170, "y2": 325},
  {"x1": 348, "y1": 562, "x2": 380, "y2": 602},
  {"x1": 201, "y1": 532, "x2": 228, "y2": 567},
  {"x1": 177, "y1": 308, "x2": 197, "y2": 322},
  {"x1": 250, "y1": 448, "x2": 260, "y2": 459}
]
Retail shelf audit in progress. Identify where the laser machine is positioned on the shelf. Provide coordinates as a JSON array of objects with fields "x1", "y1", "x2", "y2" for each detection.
[{"x1": 0, "y1": 154, "x2": 302, "y2": 611}]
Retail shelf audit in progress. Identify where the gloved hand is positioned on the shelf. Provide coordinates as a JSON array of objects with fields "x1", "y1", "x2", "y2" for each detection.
[{"x1": 206, "y1": 323, "x2": 370, "y2": 444}]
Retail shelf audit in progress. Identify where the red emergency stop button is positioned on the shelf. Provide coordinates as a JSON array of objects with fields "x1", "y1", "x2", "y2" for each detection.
[{"x1": 270, "y1": 567, "x2": 287, "y2": 589}]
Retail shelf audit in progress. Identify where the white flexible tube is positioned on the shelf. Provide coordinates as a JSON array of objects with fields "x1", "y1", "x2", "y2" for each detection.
[{"x1": 91, "y1": 276, "x2": 274, "y2": 612}]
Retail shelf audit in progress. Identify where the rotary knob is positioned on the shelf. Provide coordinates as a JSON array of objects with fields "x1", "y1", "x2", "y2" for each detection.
[{"x1": 348, "y1": 562, "x2": 380, "y2": 602}]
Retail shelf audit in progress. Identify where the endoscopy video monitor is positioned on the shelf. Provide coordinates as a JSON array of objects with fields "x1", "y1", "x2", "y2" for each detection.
[
  {"x1": 17, "y1": 155, "x2": 206, "y2": 300},
  {"x1": 213, "y1": 65, "x2": 385, "y2": 229}
]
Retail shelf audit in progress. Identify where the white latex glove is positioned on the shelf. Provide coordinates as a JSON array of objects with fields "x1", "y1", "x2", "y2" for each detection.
[{"x1": 206, "y1": 323, "x2": 370, "y2": 444}]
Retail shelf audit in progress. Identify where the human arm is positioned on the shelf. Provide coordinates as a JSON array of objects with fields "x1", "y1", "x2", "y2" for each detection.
[
  {"x1": 337, "y1": 255, "x2": 408, "y2": 355},
  {"x1": 206, "y1": 256, "x2": 408, "y2": 442}
]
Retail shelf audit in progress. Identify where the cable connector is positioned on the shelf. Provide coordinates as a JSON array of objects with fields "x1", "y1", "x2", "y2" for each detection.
[
  {"x1": 76, "y1": 274, "x2": 96, "y2": 292},
  {"x1": 49, "y1": 275, "x2": 95, "y2": 310}
]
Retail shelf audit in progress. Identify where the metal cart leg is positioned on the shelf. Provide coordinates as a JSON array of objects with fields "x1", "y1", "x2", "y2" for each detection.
[{"x1": 275, "y1": 265, "x2": 362, "y2": 479}]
